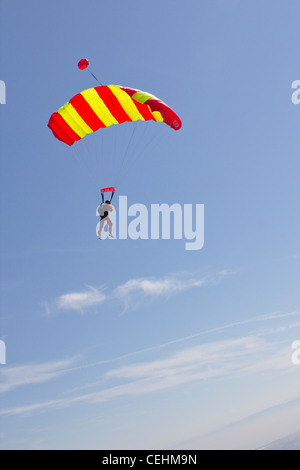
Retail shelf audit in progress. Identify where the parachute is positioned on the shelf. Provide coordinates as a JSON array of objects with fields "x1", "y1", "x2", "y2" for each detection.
[
  {"x1": 48, "y1": 73, "x2": 182, "y2": 190},
  {"x1": 48, "y1": 85, "x2": 181, "y2": 146}
]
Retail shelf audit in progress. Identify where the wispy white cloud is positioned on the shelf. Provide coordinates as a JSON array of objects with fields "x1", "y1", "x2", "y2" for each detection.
[
  {"x1": 104, "y1": 336, "x2": 265, "y2": 381},
  {"x1": 43, "y1": 285, "x2": 107, "y2": 315},
  {"x1": 1, "y1": 318, "x2": 298, "y2": 417},
  {"x1": 256, "y1": 311, "x2": 300, "y2": 322},
  {"x1": 43, "y1": 269, "x2": 232, "y2": 315},
  {"x1": 0, "y1": 336, "x2": 264, "y2": 416},
  {"x1": 0, "y1": 356, "x2": 79, "y2": 393},
  {"x1": 113, "y1": 276, "x2": 202, "y2": 311},
  {"x1": 55, "y1": 286, "x2": 106, "y2": 312},
  {"x1": 0, "y1": 399, "x2": 68, "y2": 417},
  {"x1": 115, "y1": 275, "x2": 202, "y2": 297},
  {"x1": 113, "y1": 270, "x2": 231, "y2": 310}
]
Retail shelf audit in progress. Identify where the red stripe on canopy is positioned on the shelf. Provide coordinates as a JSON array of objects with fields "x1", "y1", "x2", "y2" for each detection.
[
  {"x1": 48, "y1": 112, "x2": 81, "y2": 146},
  {"x1": 70, "y1": 93, "x2": 106, "y2": 131},
  {"x1": 95, "y1": 86, "x2": 132, "y2": 125}
]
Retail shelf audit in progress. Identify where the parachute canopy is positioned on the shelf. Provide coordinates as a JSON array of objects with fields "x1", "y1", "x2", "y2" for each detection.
[{"x1": 48, "y1": 85, "x2": 182, "y2": 146}]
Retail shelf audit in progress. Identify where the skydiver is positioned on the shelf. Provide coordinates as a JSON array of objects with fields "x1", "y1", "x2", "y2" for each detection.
[{"x1": 97, "y1": 191, "x2": 114, "y2": 240}]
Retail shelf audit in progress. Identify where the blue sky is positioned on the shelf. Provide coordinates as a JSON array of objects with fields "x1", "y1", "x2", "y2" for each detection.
[{"x1": 0, "y1": 0, "x2": 299, "y2": 450}]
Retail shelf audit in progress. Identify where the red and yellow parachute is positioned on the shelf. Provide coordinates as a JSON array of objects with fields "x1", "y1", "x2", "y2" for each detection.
[{"x1": 48, "y1": 85, "x2": 181, "y2": 146}]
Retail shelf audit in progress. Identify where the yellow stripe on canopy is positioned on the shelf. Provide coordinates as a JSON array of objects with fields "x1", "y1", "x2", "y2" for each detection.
[
  {"x1": 131, "y1": 91, "x2": 157, "y2": 104},
  {"x1": 80, "y1": 88, "x2": 119, "y2": 127},
  {"x1": 108, "y1": 85, "x2": 145, "y2": 122},
  {"x1": 151, "y1": 111, "x2": 164, "y2": 122},
  {"x1": 58, "y1": 103, "x2": 92, "y2": 138}
]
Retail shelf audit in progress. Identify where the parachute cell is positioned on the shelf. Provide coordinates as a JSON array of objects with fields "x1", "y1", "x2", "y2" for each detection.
[{"x1": 48, "y1": 85, "x2": 182, "y2": 146}]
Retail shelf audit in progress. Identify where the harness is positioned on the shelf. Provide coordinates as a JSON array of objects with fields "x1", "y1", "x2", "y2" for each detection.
[{"x1": 99, "y1": 187, "x2": 115, "y2": 221}]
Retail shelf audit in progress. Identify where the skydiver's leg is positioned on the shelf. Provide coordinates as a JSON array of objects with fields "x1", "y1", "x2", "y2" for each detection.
[
  {"x1": 98, "y1": 210, "x2": 110, "y2": 238},
  {"x1": 107, "y1": 216, "x2": 113, "y2": 236},
  {"x1": 98, "y1": 217, "x2": 107, "y2": 237},
  {"x1": 98, "y1": 219, "x2": 105, "y2": 237}
]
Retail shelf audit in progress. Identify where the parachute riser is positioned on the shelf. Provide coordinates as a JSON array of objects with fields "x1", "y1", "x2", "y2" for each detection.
[{"x1": 101, "y1": 187, "x2": 116, "y2": 204}]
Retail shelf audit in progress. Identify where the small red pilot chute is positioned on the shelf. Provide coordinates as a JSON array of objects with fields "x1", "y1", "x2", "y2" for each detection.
[
  {"x1": 78, "y1": 58, "x2": 89, "y2": 70},
  {"x1": 77, "y1": 58, "x2": 101, "y2": 83}
]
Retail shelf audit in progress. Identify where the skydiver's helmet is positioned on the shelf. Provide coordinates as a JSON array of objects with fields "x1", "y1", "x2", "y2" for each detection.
[{"x1": 105, "y1": 200, "x2": 110, "y2": 204}]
